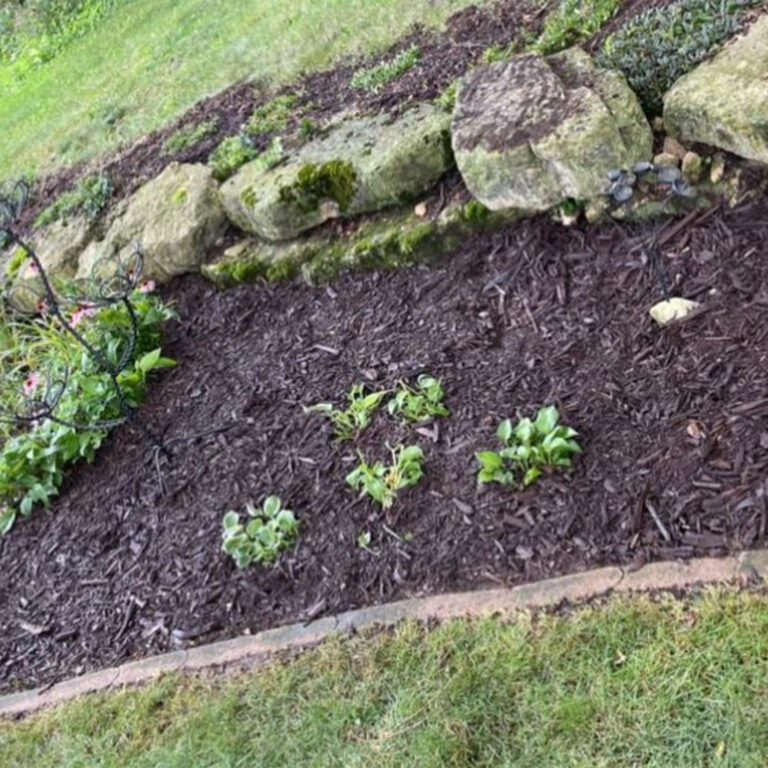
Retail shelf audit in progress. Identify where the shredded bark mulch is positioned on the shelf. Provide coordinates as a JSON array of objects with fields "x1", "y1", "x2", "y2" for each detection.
[{"x1": 2, "y1": 197, "x2": 768, "y2": 692}]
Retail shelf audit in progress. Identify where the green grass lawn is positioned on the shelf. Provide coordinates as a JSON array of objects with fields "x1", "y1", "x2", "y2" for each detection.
[
  {"x1": 0, "y1": 0, "x2": 480, "y2": 181},
  {"x1": 3, "y1": 588, "x2": 768, "y2": 767}
]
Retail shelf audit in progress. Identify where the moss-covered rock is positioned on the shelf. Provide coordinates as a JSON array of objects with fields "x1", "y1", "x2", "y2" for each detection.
[
  {"x1": 219, "y1": 104, "x2": 453, "y2": 241},
  {"x1": 664, "y1": 16, "x2": 768, "y2": 164},
  {"x1": 452, "y1": 47, "x2": 653, "y2": 211},
  {"x1": 202, "y1": 199, "x2": 520, "y2": 289},
  {"x1": 76, "y1": 163, "x2": 227, "y2": 283}
]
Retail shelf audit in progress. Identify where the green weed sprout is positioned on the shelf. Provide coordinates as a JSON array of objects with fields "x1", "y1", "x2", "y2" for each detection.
[
  {"x1": 351, "y1": 45, "x2": 421, "y2": 93},
  {"x1": 347, "y1": 444, "x2": 424, "y2": 509},
  {"x1": 307, "y1": 384, "x2": 388, "y2": 442},
  {"x1": 387, "y1": 374, "x2": 449, "y2": 424}
]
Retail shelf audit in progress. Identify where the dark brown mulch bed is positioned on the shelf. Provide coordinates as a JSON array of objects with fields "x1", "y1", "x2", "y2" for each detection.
[{"x1": 2, "y1": 197, "x2": 768, "y2": 692}]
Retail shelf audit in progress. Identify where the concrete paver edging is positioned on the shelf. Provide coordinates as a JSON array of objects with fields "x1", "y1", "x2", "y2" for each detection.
[{"x1": 2, "y1": 550, "x2": 766, "y2": 718}]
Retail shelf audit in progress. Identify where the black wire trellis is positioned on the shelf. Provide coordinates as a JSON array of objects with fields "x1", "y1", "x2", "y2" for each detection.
[{"x1": 0, "y1": 179, "x2": 232, "y2": 492}]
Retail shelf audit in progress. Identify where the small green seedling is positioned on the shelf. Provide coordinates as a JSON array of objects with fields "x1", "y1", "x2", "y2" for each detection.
[
  {"x1": 357, "y1": 530, "x2": 372, "y2": 549},
  {"x1": 307, "y1": 384, "x2": 388, "y2": 441},
  {"x1": 221, "y1": 496, "x2": 299, "y2": 568},
  {"x1": 347, "y1": 444, "x2": 424, "y2": 509},
  {"x1": 387, "y1": 374, "x2": 449, "y2": 424},
  {"x1": 476, "y1": 406, "x2": 581, "y2": 488},
  {"x1": 351, "y1": 45, "x2": 421, "y2": 93}
]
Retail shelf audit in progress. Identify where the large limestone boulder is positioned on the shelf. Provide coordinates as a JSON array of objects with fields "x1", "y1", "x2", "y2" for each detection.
[
  {"x1": 220, "y1": 104, "x2": 453, "y2": 241},
  {"x1": 452, "y1": 47, "x2": 653, "y2": 211},
  {"x1": 76, "y1": 163, "x2": 227, "y2": 282},
  {"x1": 3, "y1": 216, "x2": 95, "y2": 312},
  {"x1": 664, "y1": 17, "x2": 768, "y2": 164}
]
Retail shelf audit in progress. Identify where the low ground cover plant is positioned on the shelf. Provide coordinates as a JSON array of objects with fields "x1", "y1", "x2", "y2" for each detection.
[
  {"x1": 476, "y1": 406, "x2": 581, "y2": 488},
  {"x1": 347, "y1": 444, "x2": 424, "y2": 509},
  {"x1": 34, "y1": 173, "x2": 112, "y2": 228},
  {"x1": 387, "y1": 374, "x2": 449, "y2": 424},
  {"x1": 597, "y1": 0, "x2": 763, "y2": 115},
  {"x1": 245, "y1": 94, "x2": 298, "y2": 138},
  {"x1": 350, "y1": 44, "x2": 421, "y2": 93},
  {"x1": 162, "y1": 118, "x2": 220, "y2": 155},
  {"x1": 208, "y1": 135, "x2": 283, "y2": 182},
  {"x1": 308, "y1": 384, "x2": 388, "y2": 442},
  {"x1": 221, "y1": 496, "x2": 299, "y2": 567},
  {"x1": 533, "y1": 0, "x2": 621, "y2": 55}
]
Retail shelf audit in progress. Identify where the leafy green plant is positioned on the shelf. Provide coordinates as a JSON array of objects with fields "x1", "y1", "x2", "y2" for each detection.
[
  {"x1": 208, "y1": 135, "x2": 284, "y2": 182},
  {"x1": 246, "y1": 94, "x2": 298, "y2": 138},
  {"x1": 299, "y1": 118, "x2": 318, "y2": 140},
  {"x1": 481, "y1": 42, "x2": 518, "y2": 65},
  {"x1": 532, "y1": 0, "x2": 621, "y2": 55},
  {"x1": 476, "y1": 406, "x2": 581, "y2": 488},
  {"x1": 207, "y1": 135, "x2": 260, "y2": 181},
  {"x1": 351, "y1": 44, "x2": 421, "y2": 93},
  {"x1": 436, "y1": 79, "x2": 459, "y2": 112},
  {"x1": 34, "y1": 173, "x2": 112, "y2": 228},
  {"x1": 597, "y1": 0, "x2": 762, "y2": 116},
  {"x1": 387, "y1": 374, "x2": 449, "y2": 424},
  {"x1": 307, "y1": 384, "x2": 388, "y2": 442},
  {"x1": 221, "y1": 496, "x2": 299, "y2": 568},
  {"x1": 0, "y1": 289, "x2": 175, "y2": 533},
  {"x1": 162, "y1": 118, "x2": 219, "y2": 155},
  {"x1": 346, "y1": 444, "x2": 424, "y2": 509}
]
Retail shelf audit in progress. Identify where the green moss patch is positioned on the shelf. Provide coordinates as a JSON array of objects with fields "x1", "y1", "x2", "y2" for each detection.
[{"x1": 278, "y1": 160, "x2": 358, "y2": 214}]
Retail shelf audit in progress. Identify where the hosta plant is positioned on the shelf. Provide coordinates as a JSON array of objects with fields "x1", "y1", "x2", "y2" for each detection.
[
  {"x1": 221, "y1": 496, "x2": 299, "y2": 568},
  {"x1": 307, "y1": 384, "x2": 388, "y2": 442},
  {"x1": 346, "y1": 444, "x2": 424, "y2": 509},
  {"x1": 387, "y1": 374, "x2": 449, "y2": 424},
  {"x1": 476, "y1": 406, "x2": 581, "y2": 488}
]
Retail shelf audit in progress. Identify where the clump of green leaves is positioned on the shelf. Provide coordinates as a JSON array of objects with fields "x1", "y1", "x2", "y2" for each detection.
[
  {"x1": 0, "y1": 290, "x2": 175, "y2": 533},
  {"x1": 208, "y1": 135, "x2": 260, "y2": 181},
  {"x1": 221, "y1": 496, "x2": 299, "y2": 568},
  {"x1": 387, "y1": 375, "x2": 449, "y2": 424},
  {"x1": 481, "y1": 43, "x2": 518, "y2": 65},
  {"x1": 436, "y1": 79, "x2": 459, "y2": 112},
  {"x1": 246, "y1": 94, "x2": 298, "y2": 138},
  {"x1": 351, "y1": 45, "x2": 421, "y2": 93},
  {"x1": 476, "y1": 406, "x2": 581, "y2": 488},
  {"x1": 532, "y1": 0, "x2": 621, "y2": 55},
  {"x1": 597, "y1": 0, "x2": 762, "y2": 116},
  {"x1": 346, "y1": 444, "x2": 424, "y2": 509},
  {"x1": 307, "y1": 384, "x2": 388, "y2": 442},
  {"x1": 163, "y1": 118, "x2": 220, "y2": 155},
  {"x1": 34, "y1": 174, "x2": 112, "y2": 229}
]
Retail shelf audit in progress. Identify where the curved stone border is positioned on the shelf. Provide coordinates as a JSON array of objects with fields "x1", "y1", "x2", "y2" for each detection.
[{"x1": 3, "y1": 549, "x2": 767, "y2": 718}]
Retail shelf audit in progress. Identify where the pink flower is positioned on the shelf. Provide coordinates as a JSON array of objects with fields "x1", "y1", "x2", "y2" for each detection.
[
  {"x1": 70, "y1": 306, "x2": 98, "y2": 328},
  {"x1": 23, "y1": 372, "x2": 41, "y2": 399},
  {"x1": 37, "y1": 301, "x2": 49, "y2": 318},
  {"x1": 24, "y1": 260, "x2": 40, "y2": 278},
  {"x1": 139, "y1": 280, "x2": 156, "y2": 294}
]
